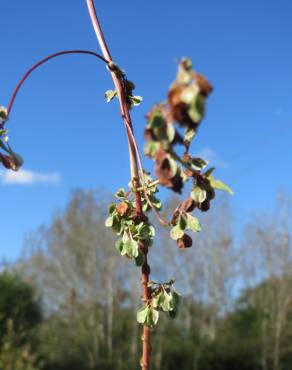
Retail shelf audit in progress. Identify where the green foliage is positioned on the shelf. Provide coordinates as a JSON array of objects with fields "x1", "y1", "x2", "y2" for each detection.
[
  {"x1": 0, "y1": 320, "x2": 41, "y2": 370},
  {"x1": 137, "y1": 281, "x2": 180, "y2": 328},
  {"x1": 105, "y1": 184, "x2": 156, "y2": 266},
  {"x1": 104, "y1": 65, "x2": 143, "y2": 109},
  {"x1": 0, "y1": 272, "x2": 41, "y2": 339}
]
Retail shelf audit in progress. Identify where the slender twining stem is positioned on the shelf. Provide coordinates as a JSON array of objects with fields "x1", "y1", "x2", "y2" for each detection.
[
  {"x1": 86, "y1": 1, "x2": 152, "y2": 369},
  {"x1": 7, "y1": 50, "x2": 108, "y2": 116}
]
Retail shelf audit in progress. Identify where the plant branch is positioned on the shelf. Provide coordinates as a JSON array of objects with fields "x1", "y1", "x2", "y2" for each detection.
[
  {"x1": 7, "y1": 50, "x2": 109, "y2": 116},
  {"x1": 86, "y1": 1, "x2": 152, "y2": 369}
]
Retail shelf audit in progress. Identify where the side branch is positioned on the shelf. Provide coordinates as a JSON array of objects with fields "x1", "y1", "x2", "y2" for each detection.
[{"x1": 7, "y1": 50, "x2": 109, "y2": 116}]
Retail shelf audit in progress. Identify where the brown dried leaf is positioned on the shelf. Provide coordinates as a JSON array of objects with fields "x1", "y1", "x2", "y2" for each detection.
[
  {"x1": 193, "y1": 72, "x2": 213, "y2": 96},
  {"x1": 116, "y1": 202, "x2": 129, "y2": 217},
  {"x1": 177, "y1": 234, "x2": 193, "y2": 249}
]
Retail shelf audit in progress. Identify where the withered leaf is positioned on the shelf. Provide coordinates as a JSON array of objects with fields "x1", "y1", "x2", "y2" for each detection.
[
  {"x1": 177, "y1": 234, "x2": 193, "y2": 249},
  {"x1": 116, "y1": 202, "x2": 129, "y2": 217},
  {"x1": 193, "y1": 72, "x2": 213, "y2": 97}
]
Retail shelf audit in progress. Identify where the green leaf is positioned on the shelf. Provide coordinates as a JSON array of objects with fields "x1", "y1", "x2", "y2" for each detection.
[
  {"x1": 186, "y1": 213, "x2": 201, "y2": 232},
  {"x1": 105, "y1": 216, "x2": 114, "y2": 227},
  {"x1": 184, "y1": 128, "x2": 196, "y2": 145},
  {"x1": 192, "y1": 157, "x2": 208, "y2": 170},
  {"x1": 181, "y1": 84, "x2": 200, "y2": 105},
  {"x1": 144, "y1": 141, "x2": 160, "y2": 158},
  {"x1": 115, "y1": 188, "x2": 126, "y2": 199},
  {"x1": 135, "y1": 251, "x2": 145, "y2": 267},
  {"x1": 137, "y1": 306, "x2": 149, "y2": 325},
  {"x1": 146, "y1": 307, "x2": 159, "y2": 328},
  {"x1": 129, "y1": 95, "x2": 143, "y2": 106},
  {"x1": 137, "y1": 306, "x2": 159, "y2": 328},
  {"x1": 188, "y1": 93, "x2": 205, "y2": 123},
  {"x1": 168, "y1": 156, "x2": 178, "y2": 177},
  {"x1": 178, "y1": 215, "x2": 187, "y2": 230},
  {"x1": 115, "y1": 239, "x2": 124, "y2": 254},
  {"x1": 137, "y1": 223, "x2": 155, "y2": 240},
  {"x1": 191, "y1": 186, "x2": 207, "y2": 203},
  {"x1": 170, "y1": 225, "x2": 184, "y2": 240},
  {"x1": 209, "y1": 177, "x2": 234, "y2": 195},
  {"x1": 105, "y1": 89, "x2": 117, "y2": 103},
  {"x1": 168, "y1": 309, "x2": 177, "y2": 319},
  {"x1": 152, "y1": 291, "x2": 165, "y2": 309},
  {"x1": 161, "y1": 292, "x2": 173, "y2": 312},
  {"x1": 147, "y1": 110, "x2": 165, "y2": 129},
  {"x1": 112, "y1": 215, "x2": 122, "y2": 234},
  {"x1": 124, "y1": 238, "x2": 139, "y2": 258},
  {"x1": 108, "y1": 203, "x2": 116, "y2": 215},
  {"x1": 166, "y1": 123, "x2": 176, "y2": 143},
  {"x1": 177, "y1": 59, "x2": 193, "y2": 84},
  {"x1": 150, "y1": 195, "x2": 162, "y2": 211},
  {"x1": 204, "y1": 167, "x2": 215, "y2": 177}
]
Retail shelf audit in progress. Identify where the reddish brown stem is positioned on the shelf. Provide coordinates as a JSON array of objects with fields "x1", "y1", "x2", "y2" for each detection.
[
  {"x1": 86, "y1": 1, "x2": 152, "y2": 369},
  {"x1": 7, "y1": 50, "x2": 108, "y2": 116}
]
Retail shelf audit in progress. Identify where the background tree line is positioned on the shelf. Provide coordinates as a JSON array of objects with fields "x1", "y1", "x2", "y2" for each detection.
[{"x1": 1, "y1": 190, "x2": 291, "y2": 370}]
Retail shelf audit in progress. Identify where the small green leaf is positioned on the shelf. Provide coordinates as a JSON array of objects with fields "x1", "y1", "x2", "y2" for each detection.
[
  {"x1": 161, "y1": 292, "x2": 173, "y2": 312},
  {"x1": 191, "y1": 186, "x2": 207, "y2": 203},
  {"x1": 144, "y1": 141, "x2": 160, "y2": 158},
  {"x1": 137, "y1": 223, "x2": 154, "y2": 240},
  {"x1": 188, "y1": 93, "x2": 205, "y2": 123},
  {"x1": 152, "y1": 291, "x2": 164, "y2": 309},
  {"x1": 147, "y1": 110, "x2": 165, "y2": 129},
  {"x1": 192, "y1": 158, "x2": 208, "y2": 170},
  {"x1": 115, "y1": 188, "x2": 126, "y2": 199},
  {"x1": 178, "y1": 215, "x2": 187, "y2": 230},
  {"x1": 135, "y1": 251, "x2": 145, "y2": 267},
  {"x1": 105, "y1": 216, "x2": 114, "y2": 227},
  {"x1": 204, "y1": 167, "x2": 215, "y2": 177},
  {"x1": 170, "y1": 225, "x2": 184, "y2": 240},
  {"x1": 112, "y1": 216, "x2": 122, "y2": 234},
  {"x1": 108, "y1": 203, "x2": 116, "y2": 214},
  {"x1": 184, "y1": 128, "x2": 196, "y2": 145},
  {"x1": 181, "y1": 84, "x2": 200, "y2": 105},
  {"x1": 186, "y1": 213, "x2": 201, "y2": 232},
  {"x1": 168, "y1": 156, "x2": 178, "y2": 177},
  {"x1": 115, "y1": 239, "x2": 124, "y2": 254},
  {"x1": 150, "y1": 195, "x2": 162, "y2": 211},
  {"x1": 105, "y1": 89, "x2": 117, "y2": 103},
  {"x1": 166, "y1": 123, "x2": 176, "y2": 143},
  {"x1": 146, "y1": 307, "x2": 159, "y2": 328},
  {"x1": 137, "y1": 306, "x2": 159, "y2": 328},
  {"x1": 129, "y1": 95, "x2": 143, "y2": 106},
  {"x1": 137, "y1": 306, "x2": 149, "y2": 324},
  {"x1": 209, "y1": 177, "x2": 234, "y2": 195},
  {"x1": 124, "y1": 238, "x2": 139, "y2": 258}
]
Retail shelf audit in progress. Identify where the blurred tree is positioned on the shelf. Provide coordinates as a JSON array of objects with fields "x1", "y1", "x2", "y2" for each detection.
[
  {"x1": 0, "y1": 271, "x2": 41, "y2": 341},
  {"x1": 0, "y1": 319, "x2": 41, "y2": 370}
]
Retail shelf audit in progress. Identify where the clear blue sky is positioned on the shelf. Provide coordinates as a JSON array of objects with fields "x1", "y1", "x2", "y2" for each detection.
[{"x1": 0, "y1": 0, "x2": 291, "y2": 261}]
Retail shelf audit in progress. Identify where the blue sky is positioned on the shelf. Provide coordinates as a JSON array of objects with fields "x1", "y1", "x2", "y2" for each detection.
[{"x1": 0, "y1": 0, "x2": 291, "y2": 261}]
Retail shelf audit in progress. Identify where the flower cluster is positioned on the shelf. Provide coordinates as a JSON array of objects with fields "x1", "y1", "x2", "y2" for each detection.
[{"x1": 0, "y1": 106, "x2": 23, "y2": 171}]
